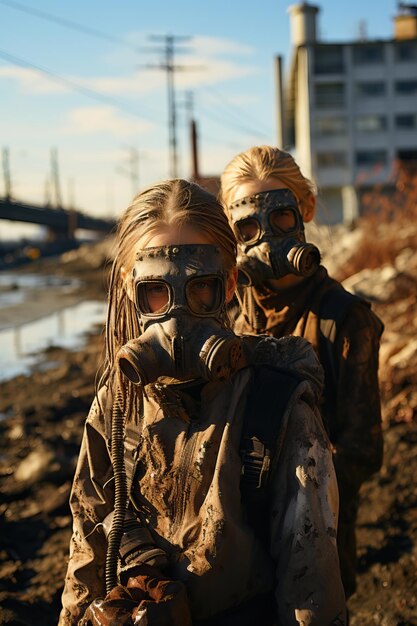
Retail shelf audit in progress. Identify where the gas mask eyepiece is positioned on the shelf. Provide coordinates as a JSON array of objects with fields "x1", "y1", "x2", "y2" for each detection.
[
  {"x1": 229, "y1": 188, "x2": 321, "y2": 286},
  {"x1": 116, "y1": 244, "x2": 246, "y2": 386}
]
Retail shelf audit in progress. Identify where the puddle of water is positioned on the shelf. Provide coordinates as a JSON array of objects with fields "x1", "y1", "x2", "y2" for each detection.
[
  {"x1": 0, "y1": 290, "x2": 26, "y2": 307},
  {"x1": 0, "y1": 300, "x2": 106, "y2": 382},
  {"x1": 0, "y1": 273, "x2": 82, "y2": 290},
  {"x1": 0, "y1": 272, "x2": 82, "y2": 309}
]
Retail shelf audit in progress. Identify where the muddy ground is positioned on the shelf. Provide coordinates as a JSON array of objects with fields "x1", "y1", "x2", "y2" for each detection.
[{"x1": 1, "y1": 233, "x2": 417, "y2": 625}]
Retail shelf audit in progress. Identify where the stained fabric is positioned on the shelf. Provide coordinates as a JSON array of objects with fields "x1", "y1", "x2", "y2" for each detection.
[
  {"x1": 58, "y1": 336, "x2": 346, "y2": 625},
  {"x1": 234, "y1": 267, "x2": 384, "y2": 596}
]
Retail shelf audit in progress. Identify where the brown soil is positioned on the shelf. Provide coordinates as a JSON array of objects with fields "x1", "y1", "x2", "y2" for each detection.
[{"x1": 1, "y1": 234, "x2": 417, "y2": 625}]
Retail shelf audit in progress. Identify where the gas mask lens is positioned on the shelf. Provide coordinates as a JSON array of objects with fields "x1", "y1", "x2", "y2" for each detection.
[
  {"x1": 269, "y1": 208, "x2": 297, "y2": 234},
  {"x1": 136, "y1": 281, "x2": 170, "y2": 315},
  {"x1": 235, "y1": 217, "x2": 260, "y2": 244},
  {"x1": 185, "y1": 276, "x2": 223, "y2": 315}
]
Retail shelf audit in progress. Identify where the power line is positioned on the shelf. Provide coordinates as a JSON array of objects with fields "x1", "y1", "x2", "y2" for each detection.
[
  {"x1": 199, "y1": 103, "x2": 269, "y2": 139},
  {"x1": 0, "y1": 0, "x2": 273, "y2": 147},
  {"x1": 0, "y1": 0, "x2": 137, "y2": 50},
  {"x1": 0, "y1": 0, "x2": 274, "y2": 143},
  {"x1": 0, "y1": 47, "x2": 161, "y2": 126},
  {"x1": 201, "y1": 86, "x2": 272, "y2": 139}
]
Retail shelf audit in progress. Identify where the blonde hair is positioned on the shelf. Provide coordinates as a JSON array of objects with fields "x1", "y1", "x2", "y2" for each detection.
[
  {"x1": 219, "y1": 145, "x2": 317, "y2": 215},
  {"x1": 100, "y1": 179, "x2": 237, "y2": 389}
]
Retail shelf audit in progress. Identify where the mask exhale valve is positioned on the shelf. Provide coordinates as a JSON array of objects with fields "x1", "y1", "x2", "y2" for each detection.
[
  {"x1": 117, "y1": 322, "x2": 246, "y2": 386},
  {"x1": 229, "y1": 188, "x2": 321, "y2": 286},
  {"x1": 271, "y1": 239, "x2": 321, "y2": 278}
]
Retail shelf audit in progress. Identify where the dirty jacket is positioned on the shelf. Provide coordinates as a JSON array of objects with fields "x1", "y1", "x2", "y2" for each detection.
[
  {"x1": 234, "y1": 267, "x2": 384, "y2": 496},
  {"x1": 59, "y1": 336, "x2": 346, "y2": 626}
]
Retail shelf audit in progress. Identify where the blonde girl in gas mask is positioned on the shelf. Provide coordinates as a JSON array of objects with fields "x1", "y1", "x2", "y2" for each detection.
[
  {"x1": 220, "y1": 145, "x2": 384, "y2": 600},
  {"x1": 59, "y1": 179, "x2": 346, "y2": 626}
]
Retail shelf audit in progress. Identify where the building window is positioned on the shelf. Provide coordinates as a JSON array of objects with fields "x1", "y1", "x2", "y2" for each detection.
[
  {"x1": 356, "y1": 81, "x2": 386, "y2": 97},
  {"x1": 314, "y1": 83, "x2": 345, "y2": 108},
  {"x1": 395, "y1": 113, "x2": 417, "y2": 129},
  {"x1": 397, "y1": 149, "x2": 417, "y2": 163},
  {"x1": 395, "y1": 80, "x2": 417, "y2": 95},
  {"x1": 314, "y1": 46, "x2": 345, "y2": 74},
  {"x1": 355, "y1": 115, "x2": 387, "y2": 132},
  {"x1": 356, "y1": 150, "x2": 387, "y2": 166},
  {"x1": 315, "y1": 116, "x2": 347, "y2": 135},
  {"x1": 353, "y1": 44, "x2": 385, "y2": 64},
  {"x1": 317, "y1": 152, "x2": 347, "y2": 167},
  {"x1": 394, "y1": 41, "x2": 417, "y2": 62}
]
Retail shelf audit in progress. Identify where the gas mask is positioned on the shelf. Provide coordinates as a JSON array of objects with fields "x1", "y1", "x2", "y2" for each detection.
[
  {"x1": 117, "y1": 244, "x2": 245, "y2": 386},
  {"x1": 229, "y1": 188, "x2": 320, "y2": 287}
]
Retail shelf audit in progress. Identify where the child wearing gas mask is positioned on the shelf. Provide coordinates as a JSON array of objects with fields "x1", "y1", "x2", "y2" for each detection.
[
  {"x1": 59, "y1": 179, "x2": 346, "y2": 626},
  {"x1": 220, "y1": 145, "x2": 384, "y2": 600}
]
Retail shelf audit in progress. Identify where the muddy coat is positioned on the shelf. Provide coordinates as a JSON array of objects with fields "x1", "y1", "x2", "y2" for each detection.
[
  {"x1": 234, "y1": 267, "x2": 384, "y2": 596},
  {"x1": 59, "y1": 336, "x2": 346, "y2": 626}
]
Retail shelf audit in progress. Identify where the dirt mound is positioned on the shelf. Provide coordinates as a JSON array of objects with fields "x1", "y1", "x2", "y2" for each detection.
[{"x1": 1, "y1": 224, "x2": 417, "y2": 625}]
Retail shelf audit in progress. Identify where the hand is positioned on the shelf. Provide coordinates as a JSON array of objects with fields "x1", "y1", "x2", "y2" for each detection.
[{"x1": 79, "y1": 564, "x2": 192, "y2": 626}]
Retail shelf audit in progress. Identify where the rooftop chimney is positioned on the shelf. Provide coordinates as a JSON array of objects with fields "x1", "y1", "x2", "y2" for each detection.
[
  {"x1": 288, "y1": 2, "x2": 320, "y2": 47},
  {"x1": 394, "y1": 2, "x2": 417, "y2": 39}
]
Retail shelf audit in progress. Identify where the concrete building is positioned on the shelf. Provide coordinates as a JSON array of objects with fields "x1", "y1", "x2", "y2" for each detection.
[{"x1": 277, "y1": 2, "x2": 417, "y2": 223}]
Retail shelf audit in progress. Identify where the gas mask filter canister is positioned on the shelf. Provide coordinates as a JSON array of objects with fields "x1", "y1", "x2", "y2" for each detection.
[
  {"x1": 229, "y1": 188, "x2": 321, "y2": 287},
  {"x1": 117, "y1": 244, "x2": 245, "y2": 386}
]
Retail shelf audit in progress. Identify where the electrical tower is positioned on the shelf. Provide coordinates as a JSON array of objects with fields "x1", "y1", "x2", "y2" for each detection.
[
  {"x1": 2, "y1": 147, "x2": 12, "y2": 199},
  {"x1": 146, "y1": 35, "x2": 196, "y2": 178},
  {"x1": 50, "y1": 147, "x2": 63, "y2": 207},
  {"x1": 117, "y1": 146, "x2": 140, "y2": 197}
]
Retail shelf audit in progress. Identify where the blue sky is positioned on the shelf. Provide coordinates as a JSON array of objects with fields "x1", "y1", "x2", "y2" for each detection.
[{"x1": 0, "y1": 0, "x2": 396, "y2": 237}]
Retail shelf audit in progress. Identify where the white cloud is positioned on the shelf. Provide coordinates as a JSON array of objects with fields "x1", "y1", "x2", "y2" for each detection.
[
  {"x1": 64, "y1": 106, "x2": 154, "y2": 137},
  {"x1": 0, "y1": 63, "x2": 163, "y2": 97},
  {"x1": 0, "y1": 34, "x2": 259, "y2": 98},
  {"x1": 0, "y1": 66, "x2": 70, "y2": 94},
  {"x1": 84, "y1": 72, "x2": 164, "y2": 95},
  {"x1": 173, "y1": 58, "x2": 259, "y2": 89},
  {"x1": 191, "y1": 35, "x2": 254, "y2": 57}
]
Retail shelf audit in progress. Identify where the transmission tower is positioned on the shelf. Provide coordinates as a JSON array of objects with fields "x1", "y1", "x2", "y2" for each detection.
[
  {"x1": 50, "y1": 147, "x2": 63, "y2": 207},
  {"x1": 2, "y1": 147, "x2": 12, "y2": 199},
  {"x1": 146, "y1": 35, "x2": 197, "y2": 178},
  {"x1": 117, "y1": 146, "x2": 140, "y2": 198}
]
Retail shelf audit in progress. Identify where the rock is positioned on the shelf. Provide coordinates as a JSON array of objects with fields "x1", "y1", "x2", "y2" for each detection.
[
  {"x1": 14, "y1": 446, "x2": 65, "y2": 485},
  {"x1": 14, "y1": 447, "x2": 55, "y2": 483},
  {"x1": 342, "y1": 265, "x2": 417, "y2": 303},
  {"x1": 389, "y1": 340, "x2": 417, "y2": 369}
]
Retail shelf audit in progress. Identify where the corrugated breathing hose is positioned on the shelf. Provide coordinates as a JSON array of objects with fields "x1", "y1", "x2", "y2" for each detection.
[{"x1": 105, "y1": 378, "x2": 128, "y2": 593}]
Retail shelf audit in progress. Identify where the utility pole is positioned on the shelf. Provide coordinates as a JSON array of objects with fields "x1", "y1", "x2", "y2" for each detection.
[
  {"x1": 50, "y1": 147, "x2": 63, "y2": 207},
  {"x1": 67, "y1": 177, "x2": 77, "y2": 239},
  {"x1": 117, "y1": 147, "x2": 140, "y2": 198},
  {"x1": 127, "y1": 147, "x2": 140, "y2": 196},
  {"x1": 44, "y1": 177, "x2": 51, "y2": 206},
  {"x1": 2, "y1": 147, "x2": 12, "y2": 199},
  {"x1": 184, "y1": 91, "x2": 200, "y2": 180},
  {"x1": 146, "y1": 35, "x2": 194, "y2": 178},
  {"x1": 275, "y1": 56, "x2": 285, "y2": 149}
]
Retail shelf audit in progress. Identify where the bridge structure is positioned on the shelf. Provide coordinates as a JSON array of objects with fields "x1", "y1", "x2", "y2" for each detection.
[{"x1": 0, "y1": 196, "x2": 116, "y2": 238}]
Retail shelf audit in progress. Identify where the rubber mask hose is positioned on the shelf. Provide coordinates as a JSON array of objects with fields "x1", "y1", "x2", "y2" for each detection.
[{"x1": 105, "y1": 378, "x2": 128, "y2": 593}]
